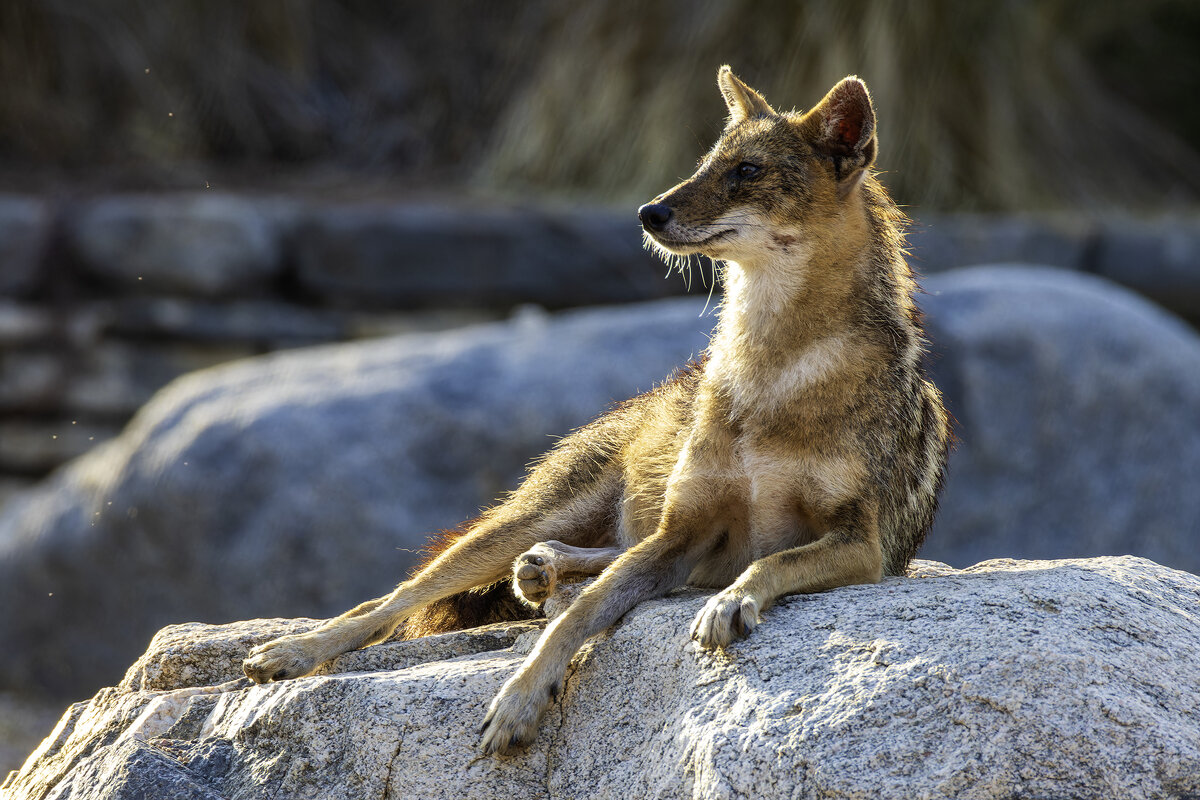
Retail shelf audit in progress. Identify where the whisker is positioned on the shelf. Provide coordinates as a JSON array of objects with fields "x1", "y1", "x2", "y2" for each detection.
[{"x1": 699, "y1": 259, "x2": 720, "y2": 318}]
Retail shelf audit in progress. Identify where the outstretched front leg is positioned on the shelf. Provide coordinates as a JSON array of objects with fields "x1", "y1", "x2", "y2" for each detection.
[
  {"x1": 691, "y1": 500, "x2": 883, "y2": 648},
  {"x1": 481, "y1": 499, "x2": 725, "y2": 755}
]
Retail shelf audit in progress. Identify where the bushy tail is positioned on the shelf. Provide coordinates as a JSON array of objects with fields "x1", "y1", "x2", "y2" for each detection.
[{"x1": 394, "y1": 523, "x2": 540, "y2": 640}]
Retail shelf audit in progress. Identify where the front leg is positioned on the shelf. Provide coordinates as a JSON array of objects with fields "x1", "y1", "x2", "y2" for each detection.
[
  {"x1": 484, "y1": 419, "x2": 738, "y2": 754},
  {"x1": 481, "y1": 526, "x2": 709, "y2": 754},
  {"x1": 692, "y1": 501, "x2": 883, "y2": 649}
]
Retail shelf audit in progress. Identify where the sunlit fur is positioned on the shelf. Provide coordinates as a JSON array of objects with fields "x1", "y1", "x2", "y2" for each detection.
[{"x1": 242, "y1": 67, "x2": 950, "y2": 757}]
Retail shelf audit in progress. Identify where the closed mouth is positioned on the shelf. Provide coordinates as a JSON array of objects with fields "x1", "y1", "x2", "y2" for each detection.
[{"x1": 651, "y1": 228, "x2": 736, "y2": 250}]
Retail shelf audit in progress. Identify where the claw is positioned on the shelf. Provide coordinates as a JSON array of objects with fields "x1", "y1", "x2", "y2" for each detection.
[
  {"x1": 481, "y1": 670, "x2": 555, "y2": 756},
  {"x1": 691, "y1": 590, "x2": 761, "y2": 649},
  {"x1": 731, "y1": 608, "x2": 745, "y2": 639}
]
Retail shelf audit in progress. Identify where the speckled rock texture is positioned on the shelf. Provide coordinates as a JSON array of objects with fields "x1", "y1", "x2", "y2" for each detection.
[{"x1": 6, "y1": 556, "x2": 1200, "y2": 800}]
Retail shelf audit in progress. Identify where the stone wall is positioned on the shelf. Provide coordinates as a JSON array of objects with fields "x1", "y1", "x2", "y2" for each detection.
[{"x1": 1, "y1": 191, "x2": 1197, "y2": 508}]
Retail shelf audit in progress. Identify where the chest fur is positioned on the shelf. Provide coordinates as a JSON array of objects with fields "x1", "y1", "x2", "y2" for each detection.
[
  {"x1": 680, "y1": 436, "x2": 866, "y2": 586},
  {"x1": 706, "y1": 333, "x2": 851, "y2": 421}
]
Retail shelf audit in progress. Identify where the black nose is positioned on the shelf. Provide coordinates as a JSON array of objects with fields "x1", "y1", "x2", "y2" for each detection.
[{"x1": 638, "y1": 203, "x2": 673, "y2": 233}]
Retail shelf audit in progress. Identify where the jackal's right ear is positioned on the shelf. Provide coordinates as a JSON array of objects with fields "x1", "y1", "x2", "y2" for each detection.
[
  {"x1": 804, "y1": 76, "x2": 878, "y2": 193},
  {"x1": 718, "y1": 65, "x2": 775, "y2": 126}
]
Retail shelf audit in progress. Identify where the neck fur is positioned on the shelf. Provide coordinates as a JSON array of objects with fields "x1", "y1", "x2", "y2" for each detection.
[
  {"x1": 704, "y1": 226, "x2": 876, "y2": 419},
  {"x1": 712, "y1": 239, "x2": 856, "y2": 355}
]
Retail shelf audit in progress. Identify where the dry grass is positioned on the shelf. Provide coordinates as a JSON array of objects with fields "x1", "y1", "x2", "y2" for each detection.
[
  {"x1": 1, "y1": 0, "x2": 1198, "y2": 210},
  {"x1": 477, "y1": 0, "x2": 1200, "y2": 210}
]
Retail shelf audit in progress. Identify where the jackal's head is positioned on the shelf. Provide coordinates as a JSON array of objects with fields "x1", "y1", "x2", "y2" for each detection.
[{"x1": 640, "y1": 67, "x2": 878, "y2": 270}]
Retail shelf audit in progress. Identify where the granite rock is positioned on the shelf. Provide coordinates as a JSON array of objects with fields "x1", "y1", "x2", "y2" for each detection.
[{"x1": 5, "y1": 557, "x2": 1199, "y2": 800}]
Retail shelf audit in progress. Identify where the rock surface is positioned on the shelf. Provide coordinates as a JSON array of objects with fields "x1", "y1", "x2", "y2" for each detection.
[
  {"x1": 908, "y1": 213, "x2": 1093, "y2": 274},
  {"x1": 2, "y1": 266, "x2": 1200, "y2": 703},
  {"x1": 293, "y1": 203, "x2": 674, "y2": 309},
  {"x1": 5, "y1": 556, "x2": 1200, "y2": 799},
  {"x1": 1092, "y1": 218, "x2": 1200, "y2": 322}
]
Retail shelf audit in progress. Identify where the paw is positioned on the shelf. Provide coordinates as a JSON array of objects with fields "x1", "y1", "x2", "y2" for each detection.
[
  {"x1": 243, "y1": 633, "x2": 323, "y2": 684},
  {"x1": 480, "y1": 671, "x2": 559, "y2": 755},
  {"x1": 513, "y1": 542, "x2": 559, "y2": 606},
  {"x1": 690, "y1": 589, "x2": 762, "y2": 649}
]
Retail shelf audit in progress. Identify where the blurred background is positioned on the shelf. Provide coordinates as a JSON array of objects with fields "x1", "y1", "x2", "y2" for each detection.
[
  {"x1": 3, "y1": 0, "x2": 1200, "y2": 205},
  {"x1": 3, "y1": 0, "x2": 1200, "y2": 777},
  {"x1": 3, "y1": 0, "x2": 1200, "y2": 501}
]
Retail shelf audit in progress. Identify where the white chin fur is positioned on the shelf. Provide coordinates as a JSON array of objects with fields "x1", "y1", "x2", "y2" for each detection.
[
  {"x1": 642, "y1": 207, "x2": 786, "y2": 264},
  {"x1": 642, "y1": 231, "x2": 688, "y2": 259}
]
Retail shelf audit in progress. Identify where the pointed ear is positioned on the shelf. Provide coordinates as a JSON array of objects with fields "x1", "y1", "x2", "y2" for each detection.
[
  {"x1": 718, "y1": 65, "x2": 775, "y2": 126},
  {"x1": 805, "y1": 76, "x2": 878, "y2": 188}
]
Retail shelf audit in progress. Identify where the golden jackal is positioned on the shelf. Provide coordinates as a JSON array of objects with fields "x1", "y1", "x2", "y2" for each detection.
[{"x1": 243, "y1": 66, "x2": 950, "y2": 755}]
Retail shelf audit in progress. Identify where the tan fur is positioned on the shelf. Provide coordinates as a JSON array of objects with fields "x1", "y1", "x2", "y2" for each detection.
[{"x1": 242, "y1": 66, "x2": 950, "y2": 756}]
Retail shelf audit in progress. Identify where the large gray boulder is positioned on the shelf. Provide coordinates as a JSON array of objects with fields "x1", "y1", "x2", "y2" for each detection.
[
  {"x1": 2, "y1": 266, "x2": 1199, "y2": 701},
  {"x1": 919, "y1": 266, "x2": 1200, "y2": 568},
  {"x1": 5, "y1": 556, "x2": 1199, "y2": 799}
]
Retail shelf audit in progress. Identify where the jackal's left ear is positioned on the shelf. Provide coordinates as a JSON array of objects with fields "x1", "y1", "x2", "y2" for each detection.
[
  {"x1": 718, "y1": 65, "x2": 775, "y2": 126},
  {"x1": 805, "y1": 76, "x2": 878, "y2": 192}
]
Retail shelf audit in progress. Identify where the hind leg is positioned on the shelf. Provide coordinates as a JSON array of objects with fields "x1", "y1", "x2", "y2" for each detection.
[
  {"x1": 240, "y1": 384, "x2": 657, "y2": 685},
  {"x1": 244, "y1": 477, "x2": 622, "y2": 683},
  {"x1": 513, "y1": 541, "x2": 624, "y2": 606},
  {"x1": 244, "y1": 515, "x2": 539, "y2": 683}
]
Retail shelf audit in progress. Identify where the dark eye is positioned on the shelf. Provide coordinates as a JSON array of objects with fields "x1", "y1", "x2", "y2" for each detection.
[{"x1": 736, "y1": 162, "x2": 760, "y2": 179}]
